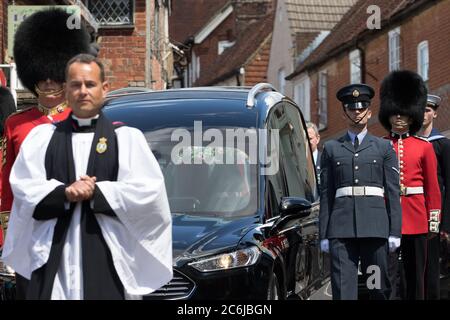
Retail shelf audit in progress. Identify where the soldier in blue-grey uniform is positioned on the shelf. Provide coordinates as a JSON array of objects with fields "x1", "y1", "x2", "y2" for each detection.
[{"x1": 319, "y1": 83, "x2": 402, "y2": 300}]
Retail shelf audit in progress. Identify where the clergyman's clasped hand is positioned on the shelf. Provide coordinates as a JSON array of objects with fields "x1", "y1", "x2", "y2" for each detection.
[{"x1": 65, "y1": 175, "x2": 97, "y2": 202}]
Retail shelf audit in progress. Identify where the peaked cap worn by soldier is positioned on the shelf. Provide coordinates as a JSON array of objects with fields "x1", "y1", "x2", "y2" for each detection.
[
  {"x1": 380, "y1": 70, "x2": 441, "y2": 300},
  {"x1": 337, "y1": 83, "x2": 374, "y2": 110}
]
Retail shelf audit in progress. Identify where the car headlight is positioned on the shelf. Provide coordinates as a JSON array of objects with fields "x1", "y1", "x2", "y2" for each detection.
[{"x1": 188, "y1": 246, "x2": 261, "y2": 272}]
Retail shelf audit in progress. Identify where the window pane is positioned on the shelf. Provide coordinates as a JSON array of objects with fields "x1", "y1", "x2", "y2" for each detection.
[
  {"x1": 87, "y1": 0, "x2": 134, "y2": 26},
  {"x1": 318, "y1": 72, "x2": 327, "y2": 130},
  {"x1": 418, "y1": 43, "x2": 429, "y2": 81},
  {"x1": 389, "y1": 31, "x2": 401, "y2": 71},
  {"x1": 269, "y1": 104, "x2": 317, "y2": 202}
]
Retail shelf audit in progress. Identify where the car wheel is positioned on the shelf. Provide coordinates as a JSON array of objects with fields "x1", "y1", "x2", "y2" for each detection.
[{"x1": 267, "y1": 272, "x2": 281, "y2": 300}]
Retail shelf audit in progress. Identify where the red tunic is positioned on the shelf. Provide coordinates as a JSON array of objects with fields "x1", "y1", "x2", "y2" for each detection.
[
  {"x1": 386, "y1": 134, "x2": 441, "y2": 234},
  {"x1": 0, "y1": 105, "x2": 71, "y2": 246}
]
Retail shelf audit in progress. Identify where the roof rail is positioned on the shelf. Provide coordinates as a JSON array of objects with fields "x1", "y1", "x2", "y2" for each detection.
[{"x1": 246, "y1": 83, "x2": 277, "y2": 108}]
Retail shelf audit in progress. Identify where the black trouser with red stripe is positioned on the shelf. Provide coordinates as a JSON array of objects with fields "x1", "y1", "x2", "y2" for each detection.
[
  {"x1": 425, "y1": 234, "x2": 440, "y2": 299},
  {"x1": 402, "y1": 234, "x2": 427, "y2": 300}
]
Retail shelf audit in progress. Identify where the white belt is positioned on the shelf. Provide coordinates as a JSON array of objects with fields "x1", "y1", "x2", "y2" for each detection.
[
  {"x1": 400, "y1": 186, "x2": 424, "y2": 196},
  {"x1": 335, "y1": 186, "x2": 384, "y2": 198}
]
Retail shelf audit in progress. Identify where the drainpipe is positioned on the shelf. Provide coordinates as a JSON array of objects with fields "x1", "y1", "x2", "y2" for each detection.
[{"x1": 146, "y1": 0, "x2": 152, "y2": 88}]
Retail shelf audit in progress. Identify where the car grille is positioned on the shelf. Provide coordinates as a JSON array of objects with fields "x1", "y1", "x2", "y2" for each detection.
[{"x1": 143, "y1": 269, "x2": 195, "y2": 300}]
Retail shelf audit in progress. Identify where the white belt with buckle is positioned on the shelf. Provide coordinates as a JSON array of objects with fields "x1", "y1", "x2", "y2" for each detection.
[
  {"x1": 335, "y1": 186, "x2": 384, "y2": 198},
  {"x1": 400, "y1": 186, "x2": 424, "y2": 196}
]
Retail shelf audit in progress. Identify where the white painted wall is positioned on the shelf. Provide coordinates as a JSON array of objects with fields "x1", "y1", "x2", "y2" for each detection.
[{"x1": 267, "y1": 0, "x2": 295, "y2": 99}]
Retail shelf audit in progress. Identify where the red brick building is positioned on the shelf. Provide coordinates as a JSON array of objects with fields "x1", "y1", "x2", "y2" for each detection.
[
  {"x1": 195, "y1": 13, "x2": 274, "y2": 86},
  {"x1": 169, "y1": 0, "x2": 274, "y2": 87},
  {"x1": 287, "y1": 0, "x2": 450, "y2": 142}
]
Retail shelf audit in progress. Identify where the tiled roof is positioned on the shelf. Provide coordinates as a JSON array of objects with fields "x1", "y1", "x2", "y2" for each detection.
[
  {"x1": 285, "y1": 0, "x2": 358, "y2": 36},
  {"x1": 169, "y1": 0, "x2": 230, "y2": 44},
  {"x1": 288, "y1": 0, "x2": 427, "y2": 78},
  {"x1": 195, "y1": 14, "x2": 274, "y2": 86}
]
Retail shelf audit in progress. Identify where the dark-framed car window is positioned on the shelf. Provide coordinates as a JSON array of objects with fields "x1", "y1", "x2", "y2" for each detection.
[
  {"x1": 268, "y1": 102, "x2": 318, "y2": 203},
  {"x1": 265, "y1": 107, "x2": 288, "y2": 218}
]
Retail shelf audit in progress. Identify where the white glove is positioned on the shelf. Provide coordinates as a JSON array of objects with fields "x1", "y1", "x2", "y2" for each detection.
[
  {"x1": 320, "y1": 239, "x2": 329, "y2": 253},
  {"x1": 388, "y1": 236, "x2": 401, "y2": 252}
]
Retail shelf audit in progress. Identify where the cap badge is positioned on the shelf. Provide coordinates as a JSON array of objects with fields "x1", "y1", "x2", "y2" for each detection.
[
  {"x1": 96, "y1": 137, "x2": 108, "y2": 154},
  {"x1": 352, "y1": 89, "x2": 360, "y2": 97}
]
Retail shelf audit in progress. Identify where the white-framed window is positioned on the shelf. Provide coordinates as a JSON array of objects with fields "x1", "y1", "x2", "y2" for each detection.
[
  {"x1": 189, "y1": 51, "x2": 200, "y2": 84},
  {"x1": 294, "y1": 76, "x2": 310, "y2": 121},
  {"x1": 318, "y1": 71, "x2": 328, "y2": 130},
  {"x1": 278, "y1": 68, "x2": 286, "y2": 94},
  {"x1": 349, "y1": 49, "x2": 361, "y2": 84},
  {"x1": 85, "y1": 0, "x2": 134, "y2": 27},
  {"x1": 218, "y1": 41, "x2": 235, "y2": 55},
  {"x1": 389, "y1": 27, "x2": 401, "y2": 71},
  {"x1": 417, "y1": 41, "x2": 429, "y2": 83},
  {"x1": 195, "y1": 55, "x2": 200, "y2": 81}
]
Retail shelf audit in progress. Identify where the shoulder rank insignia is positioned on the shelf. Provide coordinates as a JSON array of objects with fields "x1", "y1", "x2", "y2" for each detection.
[{"x1": 96, "y1": 137, "x2": 107, "y2": 154}]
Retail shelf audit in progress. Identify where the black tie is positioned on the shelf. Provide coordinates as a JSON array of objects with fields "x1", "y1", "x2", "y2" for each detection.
[{"x1": 354, "y1": 136, "x2": 359, "y2": 150}]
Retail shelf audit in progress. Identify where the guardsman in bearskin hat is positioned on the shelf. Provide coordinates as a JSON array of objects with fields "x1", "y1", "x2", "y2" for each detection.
[
  {"x1": 0, "y1": 86, "x2": 16, "y2": 248},
  {"x1": 379, "y1": 70, "x2": 441, "y2": 300},
  {"x1": 419, "y1": 94, "x2": 450, "y2": 299},
  {"x1": 0, "y1": 8, "x2": 92, "y2": 299},
  {"x1": 319, "y1": 83, "x2": 402, "y2": 300}
]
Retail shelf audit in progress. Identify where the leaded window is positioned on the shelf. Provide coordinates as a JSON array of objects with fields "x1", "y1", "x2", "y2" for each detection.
[{"x1": 85, "y1": 0, "x2": 134, "y2": 27}]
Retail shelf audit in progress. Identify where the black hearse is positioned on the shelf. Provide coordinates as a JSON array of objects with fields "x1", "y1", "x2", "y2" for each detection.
[{"x1": 104, "y1": 84, "x2": 328, "y2": 299}]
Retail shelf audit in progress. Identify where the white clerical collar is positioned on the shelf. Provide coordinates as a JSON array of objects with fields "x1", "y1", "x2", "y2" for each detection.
[{"x1": 71, "y1": 114, "x2": 100, "y2": 127}]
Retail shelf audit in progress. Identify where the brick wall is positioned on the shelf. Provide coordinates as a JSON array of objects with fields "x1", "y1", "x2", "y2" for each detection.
[
  {"x1": 405, "y1": 1, "x2": 450, "y2": 134},
  {"x1": 193, "y1": 13, "x2": 235, "y2": 78},
  {"x1": 0, "y1": 0, "x2": 8, "y2": 64},
  {"x1": 233, "y1": 0, "x2": 274, "y2": 34},
  {"x1": 309, "y1": 0, "x2": 450, "y2": 143},
  {"x1": 244, "y1": 35, "x2": 271, "y2": 86},
  {"x1": 0, "y1": 0, "x2": 4, "y2": 63},
  {"x1": 169, "y1": 0, "x2": 229, "y2": 44},
  {"x1": 98, "y1": 0, "x2": 148, "y2": 90}
]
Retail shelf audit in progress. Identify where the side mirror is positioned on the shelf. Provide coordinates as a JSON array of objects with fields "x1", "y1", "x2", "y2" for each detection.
[{"x1": 279, "y1": 197, "x2": 311, "y2": 218}]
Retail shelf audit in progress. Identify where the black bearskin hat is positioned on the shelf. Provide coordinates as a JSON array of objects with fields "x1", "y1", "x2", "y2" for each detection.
[
  {"x1": 0, "y1": 87, "x2": 16, "y2": 135},
  {"x1": 13, "y1": 8, "x2": 91, "y2": 96},
  {"x1": 379, "y1": 70, "x2": 427, "y2": 134}
]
